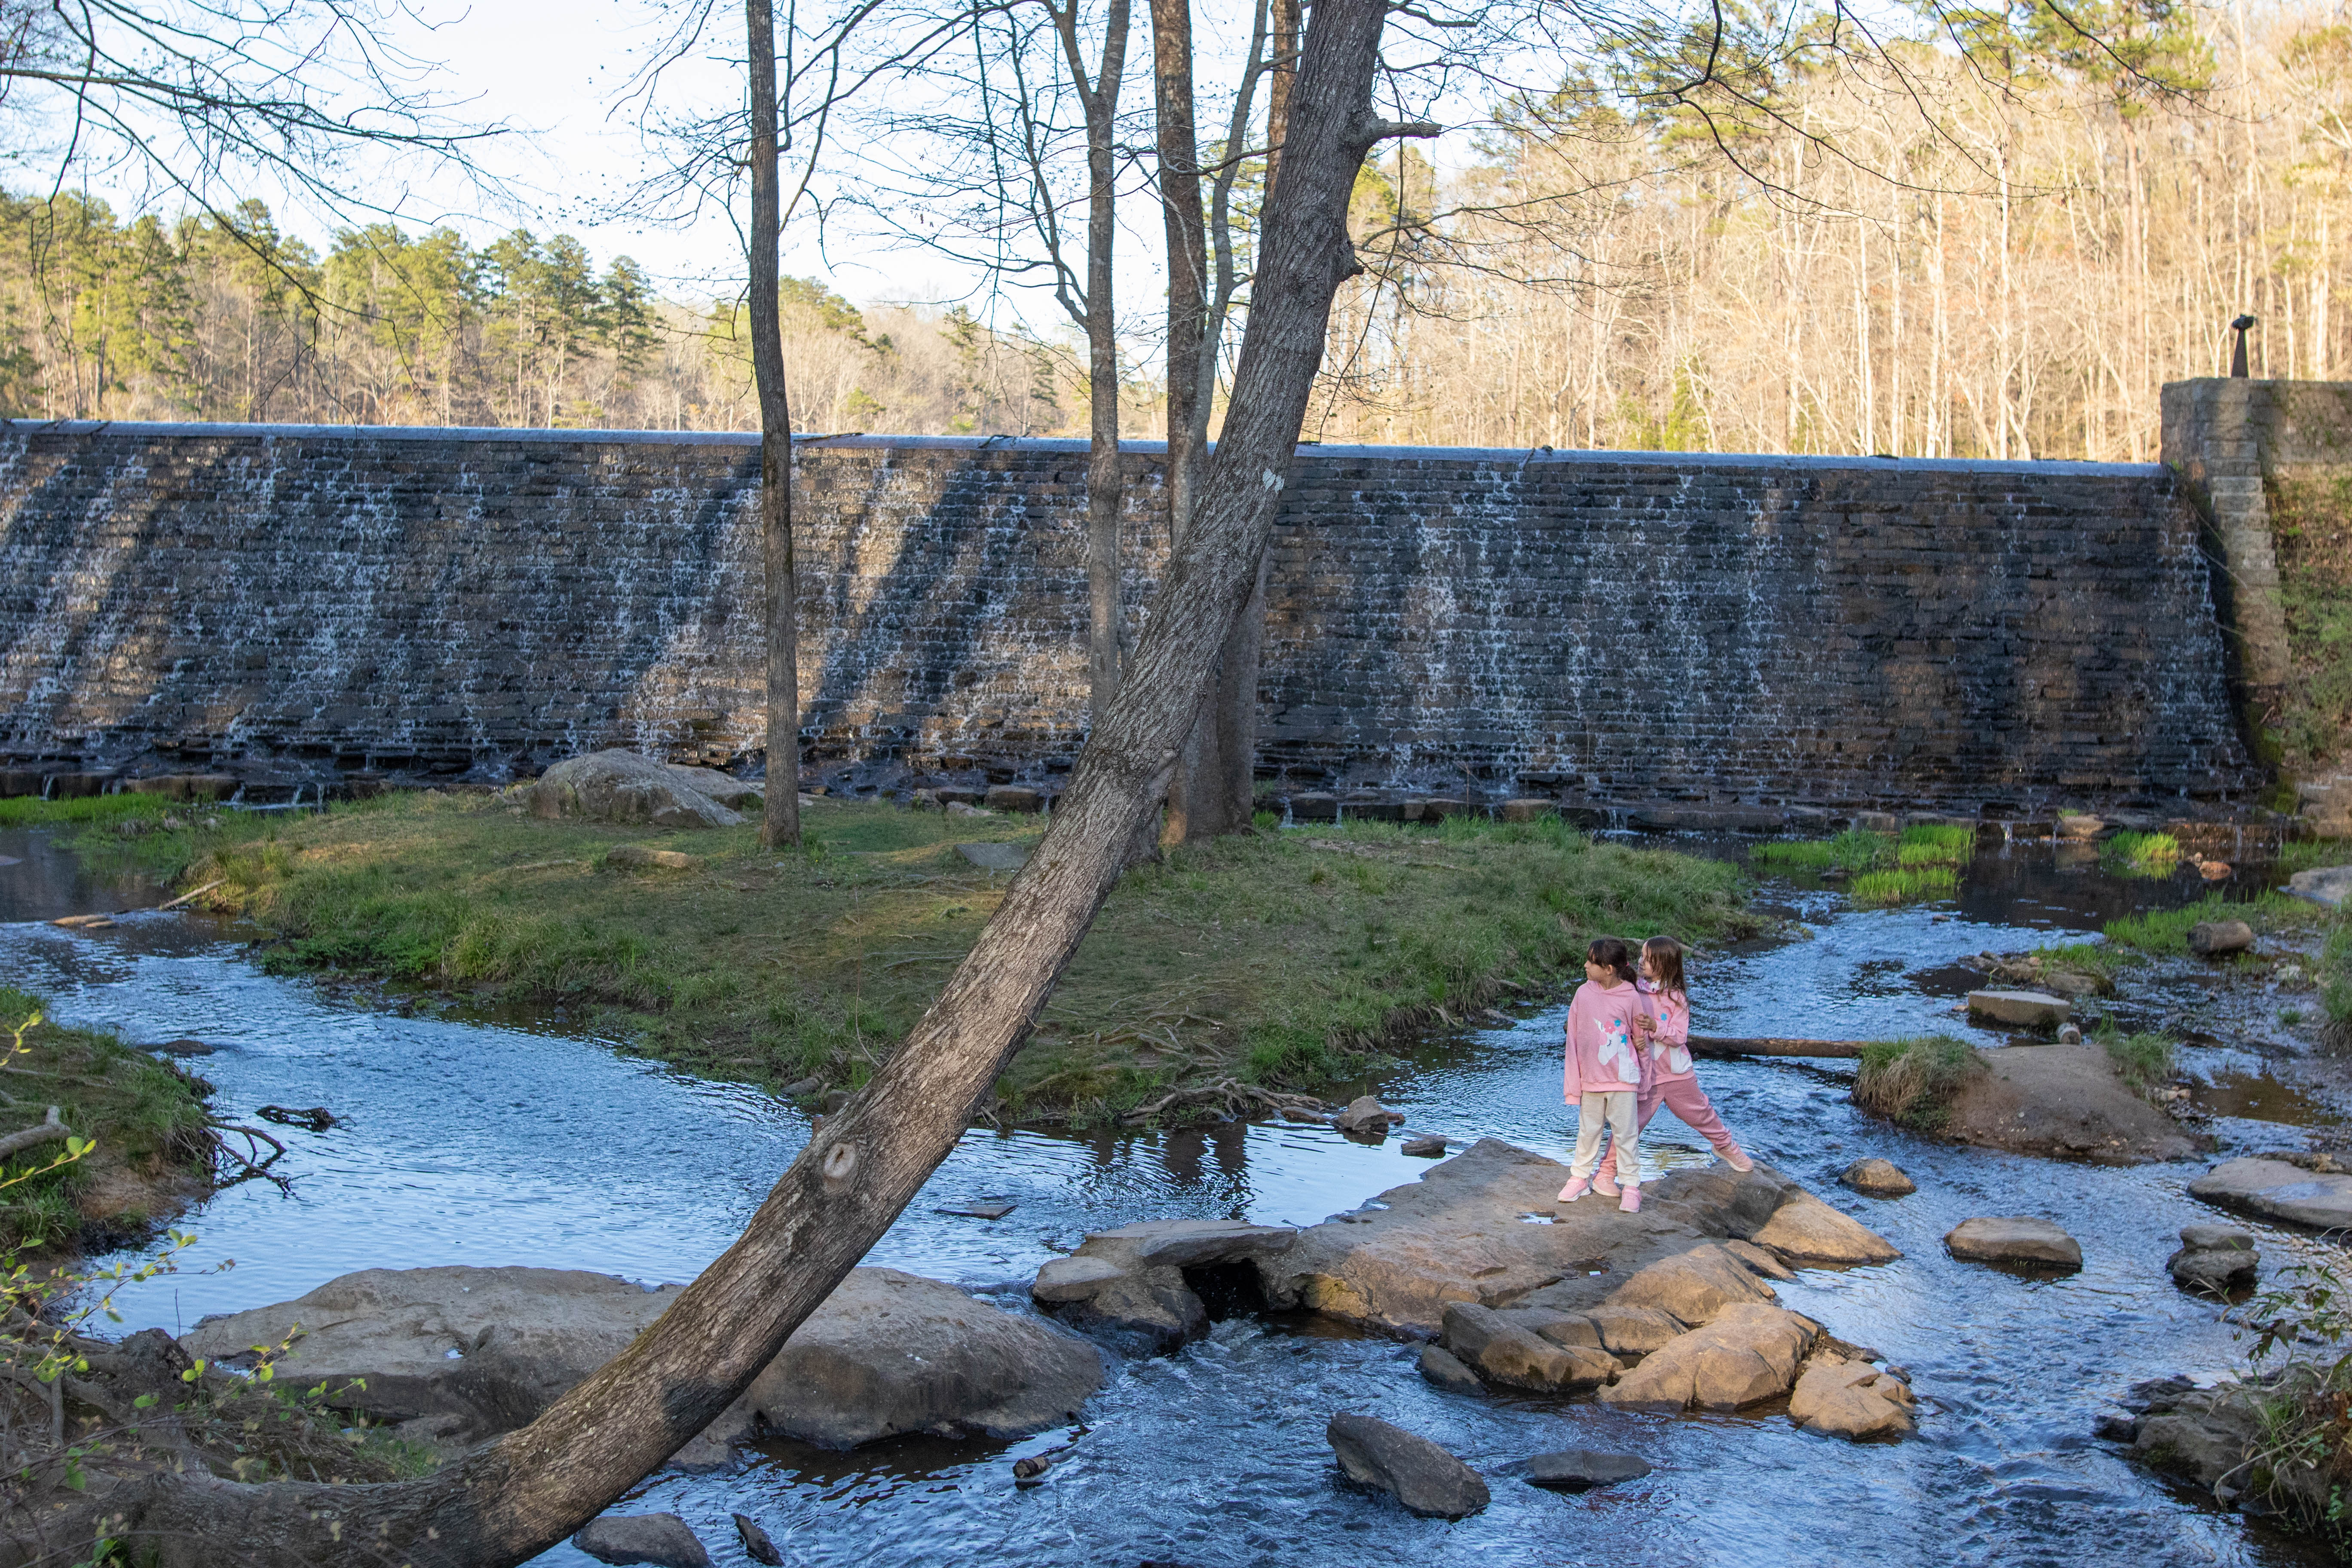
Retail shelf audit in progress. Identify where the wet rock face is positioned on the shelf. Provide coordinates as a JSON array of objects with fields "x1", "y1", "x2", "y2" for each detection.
[
  {"x1": 2104, "y1": 1376, "x2": 2318, "y2": 1519},
  {"x1": 0, "y1": 426, "x2": 2255, "y2": 809},
  {"x1": 1254, "y1": 1140, "x2": 1898, "y2": 1335},
  {"x1": 1326, "y1": 1413, "x2": 1491, "y2": 1519},
  {"x1": 185, "y1": 1264, "x2": 1102, "y2": 1455}
]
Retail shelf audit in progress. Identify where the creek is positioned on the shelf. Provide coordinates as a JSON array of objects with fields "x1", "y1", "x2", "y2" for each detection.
[{"x1": 0, "y1": 824, "x2": 2338, "y2": 1567}]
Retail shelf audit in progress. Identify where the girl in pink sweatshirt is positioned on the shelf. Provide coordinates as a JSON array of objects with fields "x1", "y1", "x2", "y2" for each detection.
[
  {"x1": 1558, "y1": 937, "x2": 1645, "y2": 1213},
  {"x1": 1594, "y1": 935, "x2": 1753, "y2": 1195}
]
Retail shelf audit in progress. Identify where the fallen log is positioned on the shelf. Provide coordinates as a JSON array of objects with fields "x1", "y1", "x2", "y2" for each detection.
[{"x1": 1689, "y1": 1036, "x2": 1867, "y2": 1060}]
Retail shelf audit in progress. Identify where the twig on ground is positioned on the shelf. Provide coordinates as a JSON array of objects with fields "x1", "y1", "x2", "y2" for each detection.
[{"x1": 0, "y1": 1108, "x2": 67, "y2": 1161}]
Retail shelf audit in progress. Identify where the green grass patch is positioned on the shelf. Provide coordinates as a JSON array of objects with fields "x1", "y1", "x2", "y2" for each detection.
[
  {"x1": 2103, "y1": 893, "x2": 2305, "y2": 956},
  {"x1": 1898, "y1": 824, "x2": 1975, "y2": 865},
  {"x1": 1854, "y1": 1035, "x2": 1984, "y2": 1131},
  {"x1": 0, "y1": 987, "x2": 213, "y2": 1253},
  {"x1": 2098, "y1": 1023, "x2": 2177, "y2": 1094},
  {"x1": 2275, "y1": 839, "x2": 2352, "y2": 875},
  {"x1": 156, "y1": 792, "x2": 1762, "y2": 1123},
  {"x1": 2029, "y1": 940, "x2": 2128, "y2": 983},
  {"x1": 1849, "y1": 867, "x2": 1960, "y2": 905},
  {"x1": 2102, "y1": 831, "x2": 2185, "y2": 877},
  {"x1": 1750, "y1": 828, "x2": 1895, "y2": 872}
]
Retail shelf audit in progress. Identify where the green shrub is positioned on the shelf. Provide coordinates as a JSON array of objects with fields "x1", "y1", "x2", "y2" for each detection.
[
  {"x1": 1849, "y1": 867, "x2": 1960, "y2": 905},
  {"x1": 2103, "y1": 831, "x2": 2184, "y2": 876},
  {"x1": 1854, "y1": 1035, "x2": 1983, "y2": 1130}
]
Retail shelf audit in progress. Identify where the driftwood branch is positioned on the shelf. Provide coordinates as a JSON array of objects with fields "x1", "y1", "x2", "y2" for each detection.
[
  {"x1": 155, "y1": 879, "x2": 226, "y2": 913},
  {"x1": 1689, "y1": 1036, "x2": 1867, "y2": 1060},
  {"x1": 0, "y1": 1108, "x2": 67, "y2": 1160}
]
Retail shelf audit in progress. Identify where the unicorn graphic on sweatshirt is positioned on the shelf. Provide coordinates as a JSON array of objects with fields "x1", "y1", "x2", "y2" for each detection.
[{"x1": 1596, "y1": 1012, "x2": 1641, "y2": 1083}]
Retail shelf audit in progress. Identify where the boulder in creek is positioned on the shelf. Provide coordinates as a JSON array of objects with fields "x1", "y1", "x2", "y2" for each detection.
[
  {"x1": 1439, "y1": 1302, "x2": 1619, "y2": 1392},
  {"x1": 2167, "y1": 1224, "x2": 2260, "y2": 1295},
  {"x1": 1253, "y1": 1140, "x2": 1898, "y2": 1336},
  {"x1": 1033, "y1": 1218, "x2": 1295, "y2": 1354},
  {"x1": 525, "y1": 750, "x2": 755, "y2": 829},
  {"x1": 1944, "y1": 1216, "x2": 2083, "y2": 1269},
  {"x1": 1840, "y1": 1158, "x2": 1917, "y2": 1198},
  {"x1": 1917, "y1": 1041, "x2": 2201, "y2": 1164},
  {"x1": 1518, "y1": 1450, "x2": 1653, "y2": 1491},
  {"x1": 1966, "y1": 990, "x2": 2072, "y2": 1029},
  {"x1": 2104, "y1": 1375, "x2": 2319, "y2": 1518},
  {"x1": 186, "y1": 1265, "x2": 1102, "y2": 1454},
  {"x1": 1722, "y1": 1240, "x2": 1798, "y2": 1281},
  {"x1": 1416, "y1": 1343, "x2": 1486, "y2": 1394},
  {"x1": 1332, "y1": 1096, "x2": 1405, "y2": 1135},
  {"x1": 1597, "y1": 1303, "x2": 1818, "y2": 1412},
  {"x1": 1589, "y1": 1242, "x2": 1779, "y2": 1328},
  {"x1": 573, "y1": 1514, "x2": 712, "y2": 1568},
  {"x1": 1578, "y1": 1304, "x2": 1687, "y2": 1359},
  {"x1": 1326, "y1": 1413, "x2": 1491, "y2": 1519},
  {"x1": 2189, "y1": 920, "x2": 2255, "y2": 958},
  {"x1": 2189, "y1": 1156, "x2": 2352, "y2": 1231},
  {"x1": 1401, "y1": 1134, "x2": 1449, "y2": 1158},
  {"x1": 1788, "y1": 1357, "x2": 1915, "y2": 1440}
]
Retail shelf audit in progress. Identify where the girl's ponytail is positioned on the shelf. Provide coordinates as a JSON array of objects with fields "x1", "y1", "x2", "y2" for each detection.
[{"x1": 1586, "y1": 937, "x2": 1637, "y2": 986}]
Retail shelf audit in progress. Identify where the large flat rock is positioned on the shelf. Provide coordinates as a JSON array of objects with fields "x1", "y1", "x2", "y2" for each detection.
[
  {"x1": 1255, "y1": 1139, "x2": 1896, "y2": 1335},
  {"x1": 187, "y1": 1264, "x2": 1101, "y2": 1452},
  {"x1": 2189, "y1": 1157, "x2": 2352, "y2": 1230},
  {"x1": 2287, "y1": 865, "x2": 2352, "y2": 909}
]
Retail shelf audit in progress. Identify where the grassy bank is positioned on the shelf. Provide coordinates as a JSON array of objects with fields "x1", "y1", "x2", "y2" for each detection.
[
  {"x1": 1853, "y1": 1035, "x2": 1983, "y2": 1130},
  {"x1": 53, "y1": 793, "x2": 1761, "y2": 1125},
  {"x1": 0, "y1": 987, "x2": 214, "y2": 1252}
]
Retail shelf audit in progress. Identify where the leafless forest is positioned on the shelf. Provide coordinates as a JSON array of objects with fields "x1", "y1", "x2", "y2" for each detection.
[{"x1": 3, "y1": 0, "x2": 2347, "y2": 459}]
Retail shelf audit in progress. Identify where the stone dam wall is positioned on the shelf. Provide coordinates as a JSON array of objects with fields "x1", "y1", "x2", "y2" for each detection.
[{"x1": 0, "y1": 419, "x2": 2262, "y2": 817}]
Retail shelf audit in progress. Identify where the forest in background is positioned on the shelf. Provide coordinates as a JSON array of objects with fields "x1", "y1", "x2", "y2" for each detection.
[{"x1": 1, "y1": 0, "x2": 2348, "y2": 460}]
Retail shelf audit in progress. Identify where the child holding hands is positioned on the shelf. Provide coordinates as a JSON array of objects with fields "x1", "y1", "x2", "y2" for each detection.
[
  {"x1": 1558, "y1": 937, "x2": 1645, "y2": 1213},
  {"x1": 1593, "y1": 935, "x2": 1753, "y2": 1196}
]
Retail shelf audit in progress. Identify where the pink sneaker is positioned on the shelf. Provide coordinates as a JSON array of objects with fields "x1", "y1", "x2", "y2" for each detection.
[
  {"x1": 1619, "y1": 1185, "x2": 1642, "y2": 1214},
  {"x1": 1558, "y1": 1178, "x2": 1591, "y2": 1202},
  {"x1": 1720, "y1": 1146, "x2": 1755, "y2": 1174},
  {"x1": 1591, "y1": 1174, "x2": 1621, "y2": 1199}
]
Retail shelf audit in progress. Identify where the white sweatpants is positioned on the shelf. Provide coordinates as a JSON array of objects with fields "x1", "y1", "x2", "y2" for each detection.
[{"x1": 1570, "y1": 1090, "x2": 1639, "y2": 1183}]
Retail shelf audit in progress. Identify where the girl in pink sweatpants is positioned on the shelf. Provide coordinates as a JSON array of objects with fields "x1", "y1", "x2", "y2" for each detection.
[{"x1": 1594, "y1": 935, "x2": 1752, "y2": 1194}]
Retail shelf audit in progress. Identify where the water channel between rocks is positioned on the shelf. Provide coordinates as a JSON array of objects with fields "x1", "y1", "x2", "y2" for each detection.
[{"x1": 0, "y1": 825, "x2": 2340, "y2": 1567}]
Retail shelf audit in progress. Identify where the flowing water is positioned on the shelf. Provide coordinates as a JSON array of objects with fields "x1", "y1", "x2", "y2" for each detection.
[{"x1": 0, "y1": 826, "x2": 2340, "y2": 1567}]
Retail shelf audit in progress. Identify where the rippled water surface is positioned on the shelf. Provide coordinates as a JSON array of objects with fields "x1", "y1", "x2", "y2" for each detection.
[{"x1": 0, "y1": 830, "x2": 2337, "y2": 1566}]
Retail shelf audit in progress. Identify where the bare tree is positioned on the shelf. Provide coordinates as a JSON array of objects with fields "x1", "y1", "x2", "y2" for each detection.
[{"x1": 748, "y1": 0, "x2": 805, "y2": 849}]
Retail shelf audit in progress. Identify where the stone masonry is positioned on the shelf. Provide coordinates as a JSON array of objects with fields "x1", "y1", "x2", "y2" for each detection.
[{"x1": 0, "y1": 420, "x2": 2260, "y2": 814}]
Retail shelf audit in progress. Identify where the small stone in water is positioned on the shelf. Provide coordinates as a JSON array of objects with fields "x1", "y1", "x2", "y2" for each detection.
[
  {"x1": 1519, "y1": 1450, "x2": 1653, "y2": 1491},
  {"x1": 1401, "y1": 1134, "x2": 1448, "y2": 1158},
  {"x1": 732, "y1": 1514, "x2": 783, "y2": 1566},
  {"x1": 936, "y1": 1200, "x2": 1017, "y2": 1220}
]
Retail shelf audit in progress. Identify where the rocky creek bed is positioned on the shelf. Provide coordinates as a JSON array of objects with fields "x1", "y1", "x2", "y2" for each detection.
[{"x1": 3, "y1": 828, "x2": 2350, "y2": 1565}]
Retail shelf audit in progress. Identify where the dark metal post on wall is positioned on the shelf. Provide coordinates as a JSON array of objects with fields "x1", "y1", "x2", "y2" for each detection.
[{"x1": 2230, "y1": 314, "x2": 2257, "y2": 377}]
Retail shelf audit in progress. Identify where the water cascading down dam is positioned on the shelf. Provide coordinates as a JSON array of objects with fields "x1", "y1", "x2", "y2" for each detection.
[{"x1": 0, "y1": 413, "x2": 2274, "y2": 825}]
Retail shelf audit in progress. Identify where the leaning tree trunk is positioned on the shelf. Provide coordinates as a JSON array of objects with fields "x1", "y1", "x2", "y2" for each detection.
[
  {"x1": 750, "y1": 0, "x2": 802, "y2": 851},
  {"x1": 110, "y1": 4, "x2": 1425, "y2": 1560}
]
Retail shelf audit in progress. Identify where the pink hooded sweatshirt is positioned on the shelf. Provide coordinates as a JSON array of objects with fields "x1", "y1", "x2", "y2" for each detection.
[
  {"x1": 1637, "y1": 979, "x2": 1695, "y2": 1085},
  {"x1": 1562, "y1": 978, "x2": 1643, "y2": 1099}
]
